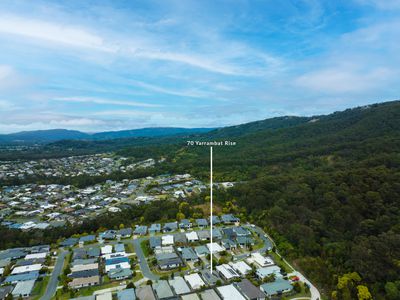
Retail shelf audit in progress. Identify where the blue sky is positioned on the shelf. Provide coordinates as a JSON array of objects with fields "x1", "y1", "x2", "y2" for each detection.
[{"x1": 0, "y1": 0, "x2": 399, "y2": 133}]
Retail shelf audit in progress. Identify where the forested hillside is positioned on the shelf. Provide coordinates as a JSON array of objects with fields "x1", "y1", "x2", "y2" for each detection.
[{"x1": 119, "y1": 101, "x2": 400, "y2": 299}]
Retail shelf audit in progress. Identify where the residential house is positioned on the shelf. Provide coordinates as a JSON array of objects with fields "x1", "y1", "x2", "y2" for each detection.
[
  {"x1": 134, "y1": 225, "x2": 148, "y2": 236},
  {"x1": 235, "y1": 279, "x2": 266, "y2": 300},
  {"x1": 149, "y1": 224, "x2": 161, "y2": 234},
  {"x1": 169, "y1": 276, "x2": 191, "y2": 295},
  {"x1": 197, "y1": 230, "x2": 211, "y2": 241},
  {"x1": 184, "y1": 273, "x2": 206, "y2": 290},
  {"x1": 117, "y1": 288, "x2": 136, "y2": 300},
  {"x1": 196, "y1": 219, "x2": 208, "y2": 228},
  {"x1": 163, "y1": 222, "x2": 178, "y2": 233},
  {"x1": 69, "y1": 275, "x2": 100, "y2": 289},
  {"x1": 118, "y1": 228, "x2": 132, "y2": 238},
  {"x1": 12, "y1": 280, "x2": 35, "y2": 298},
  {"x1": 135, "y1": 285, "x2": 155, "y2": 300},
  {"x1": 221, "y1": 214, "x2": 239, "y2": 224},
  {"x1": 180, "y1": 247, "x2": 199, "y2": 262},
  {"x1": 256, "y1": 266, "x2": 282, "y2": 280},
  {"x1": 152, "y1": 280, "x2": 175, "y2": 300},
  {"x1": 149, "y1": 237, "x2": 162, "y2": 250},
  {"x1": 156, "y1": 252, "x2": 183, "y2": 270},
  {"x1": 108, "y1": 268, "x2": 132, "y2": 280},
  {"x1": 260, "y1": 279, "x2": 293, "y2": 297},
  {"x1": 178, "y1": 219, "x2": 191, "y2": 230},
  {"x1": 217, "y1": 285, "x2": 246, "y2": 300},
  {"x1": 186, "y1": 231, "x2": 199, "y2": 243},
  {"x1": 216, "y1": 264, "x2": 240, "y2": 281}
]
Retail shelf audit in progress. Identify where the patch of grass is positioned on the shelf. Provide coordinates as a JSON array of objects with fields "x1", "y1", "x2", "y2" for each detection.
[
  {"x1": 32, "y1": 276, "x2": 50, "y2": 300},
  {"x1": 270, "y1": 252, "x2": 294, "y2": 273}
]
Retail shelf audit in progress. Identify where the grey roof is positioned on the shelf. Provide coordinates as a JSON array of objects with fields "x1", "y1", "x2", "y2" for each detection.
[
  {"x1": 60, "y1": 237, "x2": 78, "y2": 247},
  {"x1": 200, "y1": 270, "x2": 220, "y2": 286},
  {"x1": 197, "y1": 230, "x2": 211, "y2": 240},
  {"x1": 149, "y1": 237, "x2": 162, "y2": 249},
  {"x1": 117, "y1": 288, "x2": 136, "y2": 300},
  {"x1": 173, "y1": 233, "x2": 187, "y2": 244},
  {"x1": 199, "y1": 289, "x2": 221, "y2": 300},
  {"x1": 236, "y1": 236, "x2": 255, "y2": 245},
  {"x1": 163, "y1": 222, "x2": 178, "y2": 231},
  {"x1": 181, "y1": 247, "x2": 198, "y2": 261},
  {"x1": 136, "y1": 286, "x2": 155, "y2": 300},
  {"x1": 211, "y1": 228, "x2": 223, "y2": 239},
  {"x1": 235, "y1": 279, "x2": 266, "y2": 298},
  {"x1": 108, "y1": 268, "x2": 133, "y2": 279},
  {"x1": 12, "y1": 280, "x2": 35, "y2": 297},
  {"x1": 71, "y1": 258, "x2": 98, "y2": 266},
  {"x1": 169, "y1": 276, "x2": 191, "y2": 295},
  {"x1": 134, "y1": 225, "x2": 148, "y2": 235},
  {"x1": 153, "y1": 281, "x2": 174, "y2": 299},
  {"x1": 70, "y1": 296, "x2": 96, "y2": 300},
  {"x1": 149, "y1": 223, "x2": 161, "y2": 232},
  {"x1": 118, "y1": 228, "x2": 133, "y2": 237},
  {"x1": 114, "y1": 244, "x2": 125, "y2": 253},
  {"x1": 16, "y1": 258, "x2": 45, "y2": 266},
  {"x1": 69, "y1": 269, "x2": 99, "y2": 278},
  {"x1": 233, "y1": 226, "x2": 251, "y2": 236},
  {"x1": 73, "y1": 248, "x2": 87, "y2": 260},
  {"x1": 196, "y1": 219, "x2": 208, "y2": 226},
  {"x1": 87, "y1": 247, "x2": 100, "y2": 258},
  {"x1": 0, "y1": 249, "x2": 26, "y2": 260},
  {"x1": 260, "y1": 279, "x2": 293, "y2": 296},
  {"x1": 221, "y1": 239, "x2": 237, "y2": 249},
  {"x1": 194, "y1": 245, "x2": 209, "y2": 256},
  {"x1": 79, "y1": 235, "x2": 96, "y2": 243},
  {"x1": 179, "y1": 219, "x2": 191, "y2": 227},
  {"x1": 210, "y1": 215, "x2": 221, "y2": 224},
  {"x1": 221, "y1": 214, "x2": 239, "y2": 223}
]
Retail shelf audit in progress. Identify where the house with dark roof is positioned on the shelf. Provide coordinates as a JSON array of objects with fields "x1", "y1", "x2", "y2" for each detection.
[
  {"x1": 222, "y1": 228, "x2": 236, "y2": 239},
  {"x1": 173, "y1": 233, "x2": 187, "y2": 244},
  {"x1": 221, "y1": 214, "x2": 239, "y2": 224},
  {"x1": 235, "y1": 279, "x2": 266, "y2": 300},
  {"x1": 236, "y1": 236, "x2": 255, "y2": 247},
  {"x1": 149, "y1": 237, "x2": 162, "y2": 249},
  {"x1": 149, "y1": 224, "x2": 161, "y2": 234},
  {"x1": 260, "y1": 279, "x2": 293, "y2": 297},
  {"x1": 179, "y1": 219, "x2": 192, "y2": 229},
  {"x1": 99, "y1": 230, "x2": 117, "y2": 240},
  {"x1": 163, "y1": 222, "x2": 178, "y2": 233},
  {"x1": 134, "y1": 225, "x2": 148, "y2": 236},
  {"x1": 87, "y1": 247, "x2": 100, "y2": 258},
  {"x1": 79, "y1": 235, "x2": 96, "y2": 244},
  {"x1": 180, "y1": 247, "x2": 199, "y2": 262},
  {"x1": 197, "y1": 230, "x2": 211, "y2": 241},
  {"x1": 210, "y1": 215, "x2": 221, "y2": 225},
  {"x1": 156, "y1": 252, "x2": 183, "y2": 270},
  {"x1": 221, "y1": 239, "x2": 237, "y2": 250},
  {"x1": 233, "y1": 226, "x2": 251, "y2": 237},
  {"x1": 69, "y1": 269, "x2": 99, "y2": 279},
  {"x1": 196, "y1": 219, "x2": 208, "y2": 228},
  {"x1": 108, "y1": 268, "x2": 132, "y2": 280},
  {"x1": 211, "y1": 228, "x2": 223, "y2": 240},
  {"x1": 118, "y1": 228, "x2": 133, "y2": 238},
  {"x1": 61, "y1": 237, "x2": 78, "y2": 247}
]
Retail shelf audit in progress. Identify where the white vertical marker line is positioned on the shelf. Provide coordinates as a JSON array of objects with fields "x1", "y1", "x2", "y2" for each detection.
[{"x1": 210, "y1": 146, "x2": 213, "y2": 273}]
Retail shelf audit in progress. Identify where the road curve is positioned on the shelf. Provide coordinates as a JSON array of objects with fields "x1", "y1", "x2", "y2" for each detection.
[{"x1": 41, "y1": 249, "x2": 68, "y2": 300}]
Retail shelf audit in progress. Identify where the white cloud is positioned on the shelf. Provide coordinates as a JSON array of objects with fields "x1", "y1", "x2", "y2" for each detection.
[
  {"x1": 53, "y1": 96, "x2": 162, "y2": 108},
  {"x1": 0, "y1": 15, "x2": 115, "y2": 52},
  {"x1": 295, "y1": 67, "x2": 394, "y2": 93}
]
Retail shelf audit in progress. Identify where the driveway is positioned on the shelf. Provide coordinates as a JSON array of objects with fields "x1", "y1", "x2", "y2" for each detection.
[{"x1": 41, "y1": 249, "x2": 68, "y2": 300}]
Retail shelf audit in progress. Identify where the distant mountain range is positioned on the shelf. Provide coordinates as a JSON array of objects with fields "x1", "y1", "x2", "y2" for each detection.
[{"x1": 0, "y1": 127, "x2": 215, "y2": 144}]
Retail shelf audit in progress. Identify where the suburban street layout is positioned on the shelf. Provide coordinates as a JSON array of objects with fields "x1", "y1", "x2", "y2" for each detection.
[{"x1": 0, "y1": 206, "x2": 321, "y2": 299}]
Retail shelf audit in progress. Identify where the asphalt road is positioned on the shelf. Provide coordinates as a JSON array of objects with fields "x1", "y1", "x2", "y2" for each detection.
[
  {"x1": 41, "y1": 249, "x2": 68, "y2": 300},
  {"x1": 131, "y1": 238, "x2": 160, "y2": 281}
]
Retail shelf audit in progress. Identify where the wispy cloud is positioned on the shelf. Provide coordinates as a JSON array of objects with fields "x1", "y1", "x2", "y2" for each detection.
[{"x1": 53, "y1": 96, "x2": 162, "y2": 108}]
